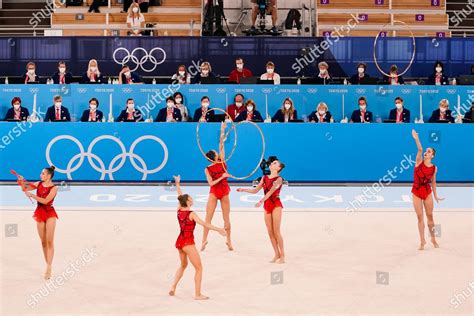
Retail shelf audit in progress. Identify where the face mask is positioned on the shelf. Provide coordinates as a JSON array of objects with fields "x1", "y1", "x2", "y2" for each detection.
[
  {"x1": 55, "y1": 102, "x2": 62, "y2": 108},
  {"x1": 13, "y1": 104, "x2": 20, "y2": 110},
  {"x1": 267, "y1": 68, "x2": 274, "y2": 74},
  {"x1": 202, "y1": 70, "x2": 209, "y2": 75},
  {"x1": 127, "y1": 103, "x2": 134, "y2": 110},
  {"x1": 90, "y1": 66, "x2": 97, "y2": 72},
  {"x1": 358, "y1": 67, "x2": 364, "y2": 74},
  {"x1": 202, "y1": 102, "x2": 209, "y2": 108},
  {"x1": 440, "y1": 107, "x2": 446, "y2": 113},
  {"x1": 318, "y1": 110, "x2": 326, "y2": 115},
  {"x1": 175, "y1": 98, "x2": 182, "y2": 104},
  {"x1": 167, "y1": 102, "x2": 174, "y2": 108},
  {"x1": 247, "y1": 106, "x2": 253, "y2": 112},
  {"x1": 235, "y1": 102, "x2": 242, "y2": 107},
  {"x1": 132, "y1": 7, "x2": 139, "y2": 13},
  {"x1": 125, "y1": 71, "x2": 131, "y2": 77},
  {"x1": 179, "y1": 71, "x2": 185, "y2": 76},
  {"x1": 395, "y1": 103, "x2": 403, "y2": 109},
  {"x1": 360, "y1": 105, "x2": 366, "y2": 111},
  {"x1": 320, "y1": 69, "x2": 327, "y2": 75},
  {"x1": 236, "y1": 63, "x2": 243, "y2": 70},
  {"x1": 90, "y1": 104, "x2": 97, "y2": 111},
  {"x1": 59, "y1": 67, "x2": 66, "y2": 73},
  {"x1": 284, "y1": 103, "x2": 291, "y2": 110},
  {"x1": 28, "y1": 69, "x2": 35, "y2": 75},
  {"x1": 436, "y1": 67, "x2": 442, "y2": 73}
]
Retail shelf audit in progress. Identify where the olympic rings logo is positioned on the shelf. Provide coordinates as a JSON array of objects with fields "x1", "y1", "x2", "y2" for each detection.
[
  {"x1": 77, "y1": 88, "x2": 88, "y2": 94},
  {"x1": 29, "y1": 88, "x2": 39, "y2": 94},
  {"x1": 122, "y1": 88, "x2": 133, "y2": 93},
  {"x1": 355, "y1": 88, "x2": 367, "y2": 94},
  {"x1": 306, "y1": 88, "x2": 318, "y2": 94},
  {"x1": 401, "y1": 89, "x2": 412, "y2": 94},
  {"x1": 113, "y1": 47, "x2": 167, "y2": 73},
  {"x1": 216, "y1": 88, "x2": 226, "y2": 94},
  {"x1": 446, "y1": 89, "x2": 457, "y2": 94},
  {"x1": 261, "y1": 88, "x2": 273, "y2": 94},
  {"x1": 45, "y1": 135, "x2": 169, "y2": 180}
]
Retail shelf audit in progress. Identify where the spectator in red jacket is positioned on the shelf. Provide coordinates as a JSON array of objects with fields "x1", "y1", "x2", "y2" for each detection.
[
  {"x1": 228, "y1": 57, "x2": 253, "y2": 83},
  {"x1": 226, "y1": 93, "x2": 245, "y2": 121}
]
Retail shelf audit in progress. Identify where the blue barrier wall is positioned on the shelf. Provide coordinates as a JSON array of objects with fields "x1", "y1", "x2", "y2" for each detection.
[
  {"x1": 0, "y1": 123, "x2": 472, "y2": 183},
  {"x1": 1, "y1": 84, "x2": 474, "y2": 121}
]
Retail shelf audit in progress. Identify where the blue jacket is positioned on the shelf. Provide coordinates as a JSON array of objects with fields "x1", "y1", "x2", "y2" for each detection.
[
  {"x1": 308, "y1": 111, "x2": 332, "y2": 123},
  {"x1": 45, "y1": 105, "x2": 71, "y2": 122},
  {"x1": 155, "y1": 107, "x2": 182, "y2": 122},
  {"x1": 80, "y1": 109, "x2": 104, "y2": 122},
  {"x1": 193, "y1": 107, "x2": 215, "y2": 122},
  {"x1": 272, "y1": 109, "x2": 298, "y2": 122},
  {"x1": 388, "y1": 108, "x2": 410, "y2": 123},
  {"x1": 116, "y1": 109, "x2": 144, "y2": 122},
  {"x1": 4, "y1": 107, "x2": 30, "y2": 121},
  {"x1": 235, "y1": 110, "x2": 263, "y2": 122},
  {"x1": 350, "y1": 109, "x2": 373, "y2": 123},
  {"x1": 428, "y1": 109, "x2": 454, "y2": 123},
  {"x1": 51, "y1": 71, "x2": 74, "y2": 84}
]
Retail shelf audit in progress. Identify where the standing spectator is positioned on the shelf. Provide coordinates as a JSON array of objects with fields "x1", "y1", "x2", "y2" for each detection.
[
  {"x1": 88, "y1": 0, "x2": 102, "y2": 13},
  {"x1": 228, "y1": 57, "x2": 253, "y2": 83},
  {"x1": 193, "y1": 96, "x2": 215, "y2": 122},
  {"x1": 350, "y1": 62, "x2": 371, "y2": 85},
  {"x1": 308, "y1": 102, "x2": 332, "y2": 123},
  {"x1": 427, "y1": 61, "x2": 448, "y2": 86},
  {"x1": 314, "y1": 61, "x2": 333, "y2": 85},
  {"x1": 428, "y1": 99, "x2": 454, "y2": 123},
  {"x1": 260, "y1": 61, "x2": 280, "y2": 85},
  {"x1": 155, "y1": 97, "x2": 182, "y2": 122},
  {"x1": 83, "y1": 59, "x2": 105, "y2": 84},
  {"x1": 192, "y1": 61, "x2": 217, "y2": 84},
  {"x1": 4, "y1": 97, "x2": 29, "y2": 121},
  {"x1": 51, "y1": 61, "x2": 73, "y2": 84},
  {"x1": 383, "y1": 65, "x2": 404, "y2": 85},
  {"x1": 173, "y1": 92, "x2": 189, "y2": 121},
  {"x1": 388, "y1": 97, "x2": 410, "y2": 123},
  {"x1": 171, "y1": 65, "x2": 191, "y2": 84},
  {"x1": 350, "y1": 96, "x2": 373, "y2": 123},
  {"x1": 45, "y1": 96, "x2": 71, "y2": 122},
  {"x1": 117, "y1": 98, "x2": 144, "y2": 122},
  {"x1": 127, "y1": 2, "x2": 145, "y2": 36},
  {"x1": 119, "y1": 65, "x2": 142, "y2": 84},
  {"x1": 22, "y1": 62, "x2": 39, "y2": 84},
  {"x1": 272, "y1": 97, "x2": 298, "y2": 122},
  {"x1": 235, "y1": 100, "x2": 263, "y2": 122},
  {"x1": 226, "y1": 93, "x2": 245, "y2": 121},
  {"x1": 80, "y1": 98, "x2": 103, "y2": 122}
]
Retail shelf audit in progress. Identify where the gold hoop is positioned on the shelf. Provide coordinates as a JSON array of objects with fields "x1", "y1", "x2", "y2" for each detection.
[{"x1": 373, "y1": 20, "x2": 416, "y2": 78}]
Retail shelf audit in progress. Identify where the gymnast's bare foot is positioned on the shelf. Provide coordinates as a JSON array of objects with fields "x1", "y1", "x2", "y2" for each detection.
[
  {"x1": 44, "y1": 265, "x2": 52, "y2": 280},
  {"x1": 418, "y1": 241, "x2": 426, "y2": 250},
  {"x1": 169, "y1": 290, "x2": 175, "y2": 296},
  {"x1": 200, "y1": 241, "x2": 208, "y2": 251},
  {"x1": 270, "y1": 256, "x2": 280, "y2": 263},
  {"x1": 195, "y1": 294, "x2": 209, "y2": 300},
  {"x1": 277, "y1": 256, "x2": 286, "y2": 264},
  {"x1": 431, "y1": 238, "x2": 439, "y2": 248},
  {"x1": 226, "y1": 241, "x2": 234, "y2": 251}
]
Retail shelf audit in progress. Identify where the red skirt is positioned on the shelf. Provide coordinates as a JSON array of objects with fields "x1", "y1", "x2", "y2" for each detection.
[
  {"x1": 175, "y1": 236, "x2": 195, "y2": 249},
  {"x1": 411, "y1": 185, "x2": 432, "y2": 200},
  {"x1": 264, "y1": 198, "x2": 283, "y2": 214},
  {"x1": 210, "y1": 184, "x2": 230, "y2": 200},
  {"x1": 33, "y1": 206, "x2": 58, "y2": 223}
]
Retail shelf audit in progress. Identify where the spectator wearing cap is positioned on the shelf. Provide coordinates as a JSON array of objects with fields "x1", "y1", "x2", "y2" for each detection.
[
  {"x1": 4, "y1": 97, "x2": 29, "y2": 121},
  {"x1": 350, "y1": 62, "x2": 372, "y2": 85}
]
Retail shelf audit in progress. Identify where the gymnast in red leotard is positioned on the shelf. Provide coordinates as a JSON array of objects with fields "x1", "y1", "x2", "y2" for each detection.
[
  {"x1": 169, "y1": 175, "x2": 225, "y2": 300},
  {"x1": 201, "y1": 122, "x2": 233, "y2": 251},
  {"x1": 19, "y1": 166, "x2": 58, "y2": 280},
  {"x1": 411, "y1": 129, "x2": 444, "y2": 250},
  {"x1": 237, "y1": 159, "x2": 286, "y2": 264}
]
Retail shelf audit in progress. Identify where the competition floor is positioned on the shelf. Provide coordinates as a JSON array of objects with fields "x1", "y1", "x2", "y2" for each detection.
[{"x1": 1, "y1": 184, "x2": 473, "y2": 315}]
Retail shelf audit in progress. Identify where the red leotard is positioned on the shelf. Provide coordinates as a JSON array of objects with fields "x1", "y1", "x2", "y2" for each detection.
[
  {"x1": 175, "y1": 209, "x2": 196, "y2": 249},
  {"x1": 411, "y1": 162, "x2": 436, "y2": 200},
  {"x1": 207, "y1": 162, "x2": 230, "y2": 199},
  {"x1": 262, "y1": 175, "x2": 283, "y2": 214},
  {"x1": 33, "y1": 182, "x2": 58, "y2": 223}
]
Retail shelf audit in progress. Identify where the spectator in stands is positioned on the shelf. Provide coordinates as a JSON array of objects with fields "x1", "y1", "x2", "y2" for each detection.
[
  {"x1": 235, "y1": 99, "x2": 263, "y2": 122},
  {"x1": 124, "y1": 0, "x2": 133, "y2": 12},
  {"x1": 117, "y1": 98, "x2": 144, "y2": 122},
  {"x1": 260, "y1": 61, "x2": 280, "y2": 85},
  {"x1": 428, "y1": 99, "x2": 454, "y2": 123},
  {"x1": 462, "y1": 102, "x2": 474, "y2": 122},
  {"x1": 127, "y1": 2, "x2": 145, "y2": 36},
  {"x1": 173, "y1": 92, "x2": 189, "y2": 121},
  {"x1": 350, "y1": 96, "x2": 373, "y2": 123},
  {"x1": 314, "y1": 61, "x2": 333, "y2": 85},
  {"x1": 192, "y1": 61, "x2": 217, "y2": 84},
  {"x1": 193, "y1": 96, "x2": 215, "y2": 122},
  {"x1": 83, "y1": 59, "x2": 105, "y2": 84},
  {"x1": 51, "y1": 61, "x2": 73, "y2": 84},
  {"x1": 250, "y1": 0, "x2": 278, "y2": 33},
  {"x1": 228, "y1": 57, "x2": 253, "y2": 84},
  {"x1": 4, "y1": 97, "x2": 29, "y2": 121},
  {"x1": 171, "y1": 65, "x2": 191, "y2": 84},
  {"x1": 138, "y1": 0, "x2": 149, "y2": 13},
  {"x1": 350, "y1": 62, "x2": 371, "y2": 85},
  {"x1": 119, "y1": 65, "x2": 142, "y2": 84},
  {"x1": 388, "y1": 96, "x2": 410, "y2": 123},
  {"x1": 23, "y1": 62, "x2": 39, "y2": 84},
  {"x1": 272, "y1": 97, "x2": 298, "y2": 122},
  {"x1": 88, "y1": 0, "x2": 102, "y2": 13},
  {"x1": 155, "y1": 97, "x2": 182, "y2": 122},
  {"x1": 427, "y1": 61, "x2": 448, "y2": 86},
  {"x1": 80, "y1": 98, "x2": 103, "y2": 122},
  {"x1": 226, "y1": 93, "x2": 245, "y2": 121},
  {"x1": 308, "y1": 102, "x2": 332, "y2": 123},
  {"x1": 45, "y1": 95, "x2": 71, "y2": 122},
  {"x1": 383, "y1": 65, "x2": 404, "y2": 85}
]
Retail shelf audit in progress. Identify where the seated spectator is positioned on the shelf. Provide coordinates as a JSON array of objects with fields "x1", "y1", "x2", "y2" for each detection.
[
  {"x1": 192, "y1": 61, "x2": 217, "y2": 84},
  {"x1": 428, "y1": 99, "x2": 454, "y2": 123},
  {"x1": 127, "y1": 2, "x2": 145, "y2": 36},
  {"x1": 193, "y1": 96, "x2": 215, "y2": 122},
  {"x1": 45, "y1": 95, "x2": 71, "y2": 122},
  {"x1": 228, "y1": 57, "x2": 253, "y2": 83},
  {"x1": 226, "y1": 93, "x2": 245, "y2": 121},
  {"x1": 383, "y1": 65, "x2": 404, "y2": 85},
  {"x1": 272, "y1": 97, "x2": 298, "y2": 122},
  {"x1": 139, "y1": 0, "x2": 149, "y2": 13},
  {"x1": 350, "y1": 96, "x2": 373, "y2": 123},
  {"x1": 4, "y1": 97, "x2": 29, "y2": 121},
  {"x1": 173, "y1": 92, "x2": 189, "y2": 121},
  {"x1": 350, "y1": 62, "x2": 371, "y2": 85},
  {"x1": 83, "y1": 59, "x2": 105, "y2": 84},
  {"x1": 22, "y1": 62, "x2": 39, "y2": 84},
  {"x1": 314, "y1": 61, "x2": 333, "y2": 85},
  {"x1": 171, "y1": 65, "x2": 191, "y2": 84},
  {"x1": 260, "y1": 61, "x2": 280, "y2": 85},
  {"x1": 235, "y1": 100, "x2": 263, "y2": 122},
  {"x1": 51, "y1": 61, "x2": 73, "y2": 84},
  {"x1": 155, "y1": 97, "x2": 182, "y2": 122},
  {"x1": 117, "y1": 98, "x2": 144, "y2": 122},
  {"x1": 427, "y1": 61, "x2": 448, "y2": 86},
  {"x1": 388, "y1": 97, "x2": 410, "y2": 123},
  {"x1": 80, "y1": 98, "x2": 103, "y2": 122},
  {"x1": 250, "y1": 0, "x2": 277, "y2": 33},
  {"x1": 463, "y1": 102, "x2": 474, "y2": 122},
  {"x1": 119, "y1": 65, "x2": 142, "y2": 84},
  {"x1": 308, "y1": 102, "x2": 332, "y2": 123},
  {"x1": 88, "y1": 0, "x2": 101, "y2": 13}
]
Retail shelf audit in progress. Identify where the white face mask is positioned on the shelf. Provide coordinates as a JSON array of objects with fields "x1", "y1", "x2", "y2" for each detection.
[
  {"x1": 90, "y1": 104, "x2": 97, "y2": 111},
  {"x1": 267, "y1": 68, "x2": 274, "y2": 74},
  {"x1": 202, "y1": 102, "x2": 209, "y2": 108},
  {"x1": 127, "y1": 103, "x2": 134, "y2": 110},
  {"x1": 246, "y1": 106, "x2": 253, "y2": 112},
  {"x1": 167, "y1": 102, "x2": 174, "y2": 108},
  {"x1": 132, "y1": 7, "x2": 139, "y2": 13},
  {"x1": 358, "y1": 67, "x2": 364, "y2": 74},
  {"x1": 436, "y1": 67, "x2": 442, "y2": 73},
  {"x1": 440, "y1": 107, "x2": 446, "y2": 113},
  {"x1": 175, "y1": 98, "x2": 182, "y2": 104},
  {"x1": 55, "y1": 102, "x2": 62, "y2": 108},
  {"x1": 59, "y1": 67, "x2": 66, "y2": 73},
  {"x1": 395, "y1": 102, "x2": 403, "y2": 109},
  {"x1": 202, "y1": 70, "x2": 209, "y2": 75},
  {"x1": 236, "y1": 63, "x2": 243, "y2": 70},
  {"x1": 178, "y1": 71, "x2": 185, "y2": 76},
  {"x1": 90, "y1": 66, "x2": 97, "y2": 72},
  {"x1": 284, "y1": 103, "x2": 291, "y2": 110},
  {"x1": 125, "y1": 71, "x2": 131, "y2": 78},
  {"x1": 235, "y1": 102, "x2": 243, "y2": 107},
  {"x1": 319, "y1": 68, "x2": 327, "y2": 75},
  {"x1": 28, "y1": 69, "x2": 35, "y2": 75},
  {"x1": 13, "y1": 104, "x2": 20, "y2": 110},
  {"x1": 318, "y1": 110, "x2": 326, "y2": 115},
  {"x1": 360, "y1": 105, "x2": 366, "y2": 111}
]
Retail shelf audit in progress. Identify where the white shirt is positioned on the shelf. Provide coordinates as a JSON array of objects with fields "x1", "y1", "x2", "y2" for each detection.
[
  {"x1": 127, "y1": 14, "x2": 145, "y2": 29},
  {"x1": 260, "y1": 72, "x2": 280, "y2": 85}
]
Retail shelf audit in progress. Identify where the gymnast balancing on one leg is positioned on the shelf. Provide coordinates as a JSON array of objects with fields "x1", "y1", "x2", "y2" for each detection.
[
  {"x1": 237, "y1": 159, "x2": 286, "y2": 263},
  {"x1": 411, "y1": 129, "x2": 444, "y2": 250},
  {"x1": 201, "y1": 121, "x2": 233, "y2": 251},
  {"x1": 169, "y1": 175, "x2": 226, "y2": 300},
  {"x1": 18, "y1": 166, "x2": 59, "y2": 280}
]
